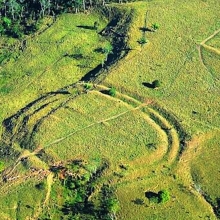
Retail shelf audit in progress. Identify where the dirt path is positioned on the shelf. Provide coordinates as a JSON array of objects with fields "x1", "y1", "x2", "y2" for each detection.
[
  {"x1": 197, "y1": 28, "x2": 220, "y2": 73},
  {"x1": 43, "y1": 172, "x2": 54, "y2": 206},
  {"x1": 200, "y1": 28, "x2": 220, "y2": 45},
  {"x1": 31, "y1": 172, "x2": 54, "y2": 220},
  {"x1": 202, "y1": 44, "x2": 220, "y2": 56},
  {"x1": 44, "y1": 101, "x2": 147, "y2": 148}
]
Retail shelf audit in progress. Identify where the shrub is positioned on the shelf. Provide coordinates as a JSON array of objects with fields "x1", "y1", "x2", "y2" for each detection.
[
  {"x1": 108, "y1": 87, "x2": 116, "y2": 97},
  {"x1": 84, "y1": 83, "x2": 92, "y2": 90},
  {"x1": 152, "y1": 23, "x2": 159, "y2": 31},
  {"x1": 11, "y1": 23, "x2": 23, "y2": 38},
  {"x1": 158, "y1": 189, "x2": 170, "y2": 203},
  {"x1": 35, "y1": 182, "x2": 46, "y2": 190},
  {"x1": 138, "y1": 37, "x2": 148, "y2": 45},
  {"x1": 149, "y1": 195, "x2": 159, "y2": 204},
  {"x1": 102, "y1": 43, "x2": 113, "y2": 54},
  {"x1": 152, "y1": 80, "x2": 160, "y2": 88},
  {"x1": 2, "y1": 17, "x2": 12, "y2": 28}
]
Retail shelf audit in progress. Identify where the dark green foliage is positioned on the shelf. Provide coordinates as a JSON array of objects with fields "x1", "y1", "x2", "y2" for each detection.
[
  {"x1": 84, "y1": 83, "x2": 92, "y2": 90},
  {"x1": 158, "y1": 189, "x2": 170, "y2": 203},
  {"x1": 145, "y1": 189, "x2": 170, "y2": 204},
  {"x1": 44, "y1": 159, "x2": 117, "y2": 219},
  {"x1": 108, "y1": 87, "x2": 116, "y2": 97},
  {"x1": 10, "y1": 22, "x2": 23, "y2": 38},
  {"x1": 35, "y1": 182, "x2": 46, "y2": 190},
  {"x1": 152, "y1": 80, "x2": 160, "y2": 88},
  {"x1": 100, "y1": 185, "x2": 120, "y2": 217},
  {"x1": 102, "y1": 44, "x2": 113, "y2": 55},
  {"x1": 149, "y1": 195, "x2": 159, "y2": 203},
  {"x1": 151, "y1": 23, "x2": 159, "y2": 31},
  {"x1": 2, "y1": 17, "x2": 12, "y2": 28},
  {"x1": 0, "y1": 161, "x2": 4, "y2": 172},
  {"x1": 0, "y1": 24, "x2": 4, "y2": 35},
  {"x1": 138, "y1": 37, "x2": 147, "y2": 45},
  {"x1": 94, "y1": 21, "x2": 99, "y2": 30}
]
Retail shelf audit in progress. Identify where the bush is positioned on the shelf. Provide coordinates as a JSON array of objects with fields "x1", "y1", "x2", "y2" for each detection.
[
  {"x1": 11, "y1": 23, "x2": 23, "y2": 38},
  {"x1": 35, "y1": 182, "x2": 46, "y2": 190},
  {"x1": 152, "y1": 80, "x2": 160, "y2": 88},
  {"x1": 2, "y1": 17, "x2": 12, "y2": 28},
  {"x1": 108, "y1": 87, "x2": 116, "y2": 97},
  {"x1": 152, "y1": 23, "x2": 159, "y2": 31},
  {"x1": 138, "y1": 37, "x2": 148, "y2": 45},
  {"x1": 102, "y1": 43, "x2": 113, "y2": 54},
  {"x1": 158, "y1": 189, "x2": 170, "y2": 203},
  {"x1": 84, "y1": 83, "x2": 92, "y2": 90},
  {"x1": 149, "y1": 195, "x2": 159, "y2": 204}
]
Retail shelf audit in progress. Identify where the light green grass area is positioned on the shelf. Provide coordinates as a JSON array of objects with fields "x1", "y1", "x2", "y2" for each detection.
[
  {"x1": 35, "y1": 91, "x2": 159, "y2": 164},
  {"x1": 202, "y1": 46, "x2": 220, "y2": 79},
  {"x1": 207, "y1": 32, "x2": 220, "y2": 48},
  {"x1": 116, "y1": 177, "x2": 215, "y2": 220},
  {"x1": 0, "y1": 179, "x2": 47, "y2": 219},
  {"x1": 0, "y1": 1, "x2": 220, "y2": 219},
  {"x1": 104, "y1": 0, "x2": 220, "y2": 134},
  {"x1": 0, "y1": 12, "x2": 108, "y2": 128},
  {"x1": 191, "y1": 132, "x2": 220, "y2": 205}
]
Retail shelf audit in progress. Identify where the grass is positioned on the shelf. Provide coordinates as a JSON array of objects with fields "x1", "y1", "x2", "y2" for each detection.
[
  {"x1": 206, "y1": 32, "x2": 220, "y2": 48},
  {"x1": 0, "y1": 178, "x2": 47, "y2": 219},
  {"x1": 35, "y1": 91, "x2": 159, "y2": 165},
  {"x1": 0, "y1": 1, "x2": 220, "y2": 219},
  {"x1": 0, "y1": 12, "x2": 108, "y2": 133},
  {"x1": 191, "y1": 132, "x2": 220, "y2": 206},
  {"x1": 104, "y1": 0, "x2": 220, "y2": 134}
]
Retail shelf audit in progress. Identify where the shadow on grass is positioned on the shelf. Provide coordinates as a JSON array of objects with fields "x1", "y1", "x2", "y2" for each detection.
[
  {"x1": 131, "y1": 198, "x2": 145, "y2": 205},
  {"x1": 139, "y1": 27, "x2": 153, "y2": 32},
  {"x1": 145, "y1": 191, "x2": 158, "y2": 199},
  {"x1": 142, "y1": 82, "x2": 154, "y2": 88},
  {"x1": 77, "y1": 25, "x2": 95, "y2": 30},
  {"x1": 100, "y1": 90, "x2": 109, "y2": 95}
]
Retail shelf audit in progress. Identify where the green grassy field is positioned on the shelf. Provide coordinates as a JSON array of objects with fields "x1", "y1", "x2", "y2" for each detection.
[{"x1": 0, "y1": 0, "x2": 220, "y2": 219}]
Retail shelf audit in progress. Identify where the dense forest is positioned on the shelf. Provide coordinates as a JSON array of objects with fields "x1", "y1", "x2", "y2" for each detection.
[{"x1": 0, "y1": 0, "x2": 130, "y2": 37}]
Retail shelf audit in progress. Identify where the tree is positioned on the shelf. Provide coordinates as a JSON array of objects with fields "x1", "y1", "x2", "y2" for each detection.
[
  {"x1": 2, "y1": 17, "x2": 12, "y2": 28},
  {"x1": 108, "y1": 87, "x2": 116, "y2": 97},
  {"x1": 158, "y1": 189, "x2": 170, "y2": 203},
  {"x1": 152, "y1": 80, "x2": 160, "y2": 89},
  {"x1": 39, "y1": 0, "x2": 51, "y2": 17},
  {"x1": 7, "y1": 0, "x2": 21, "y2": 20},
  {"x1": 151, "y1": 23, "x2": 159, "y2": 31}
]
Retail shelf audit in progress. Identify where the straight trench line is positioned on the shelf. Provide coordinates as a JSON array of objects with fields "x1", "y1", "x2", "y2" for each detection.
[{"x1": 44, "y1": 103, "x2": 147, "y2": 149}]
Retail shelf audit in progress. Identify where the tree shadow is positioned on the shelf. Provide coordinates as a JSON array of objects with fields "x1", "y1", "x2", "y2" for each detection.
[
  {"x1": 131, "y1": 198, "x2": 145, "y2": 205},
  {"x1": 64, "y1": 53, "x2": 84, "y2": 60},
  {"x1": 139, "y1": 27, "x2": 153, "y2": 32},
  {"x1": 142, "y1": 82, "x2": 154, "y2": 88},
  {"x1": 94, "y1": 47, "x2": 104, "y2": 53},
  {"x1": 145, "y1": 191, "x2": 158, "y2": 199},
  {"x1": 76, "y1": 25, "x2": 95, "y2": 30},
  {"x1": 100, "y1": 90, "x2": 109, "y2": 95}
]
